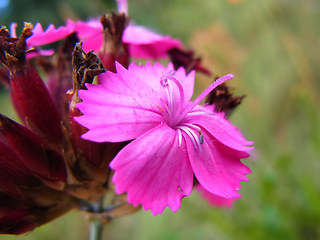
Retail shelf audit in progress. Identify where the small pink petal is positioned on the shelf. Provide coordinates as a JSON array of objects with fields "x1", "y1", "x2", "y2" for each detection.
[
  {"x1": 185, "y1": 131, "x2": 251, "y2": 199},
  {"x1": 123, "y1": 25, "x2": 183, "y2": 59},
  {"x1": 9, "y1": 23, "x2": 18, "y2": 38},
  {"x1": 66, "y1": 19, "x2": 103, "y2": 52},
  {"x1": 67, "y1": 19, "x2": 102, "y2": 39},
  {"x1": 110, "y1": 124, "x2": 193, "y2": 215},
  {"x1": 81, "y1": 34, "x2": 103, "y2": 52},
  {"x1": 116, "y1": 0, "x2": 128, "y2": 14},
  {"x1": 26, "y1": 49, "x2": 55, "y2": 59},
  {"x1": 189, "y1": 112, "x2": 254, "y2": 152},
  {"x1": 196, "y1": 185, "x2": 235, "y2": 208},
  {"x1": 27, "y1": 23, "x2": 74, "y2": 47}
]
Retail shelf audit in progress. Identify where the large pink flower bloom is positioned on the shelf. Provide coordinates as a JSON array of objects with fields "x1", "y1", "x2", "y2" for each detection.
[{"x1": 75, "y1": 62, "x2": 253, "y2": 215}]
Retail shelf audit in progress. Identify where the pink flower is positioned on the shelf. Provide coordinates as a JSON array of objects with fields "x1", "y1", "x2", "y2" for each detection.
[
  {"x1": 75, "y1": 62, "x2": 253, "y2": 215},
  {"x1": 68, "y1": 18, "x2": 182, "y2": 59},
  {"x1": 10, "y1": 22, "x2": 74, "y2": 57}
]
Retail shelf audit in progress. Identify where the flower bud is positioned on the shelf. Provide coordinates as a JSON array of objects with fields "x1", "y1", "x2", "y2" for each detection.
[
  {"x1": 0, "y1": 114, "x2": 67, "y2": 184},
  {"x1": 8, "y1": 62, "x2": 63, "y2": 146}
]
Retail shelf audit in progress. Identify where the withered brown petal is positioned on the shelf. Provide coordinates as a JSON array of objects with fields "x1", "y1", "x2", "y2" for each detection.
[
  {"x1": 168, "y1": 48, "x2": 211, "y2": 75},
  {"x1": 205, "y1": 82, "x2": 245, "y2": 117}
]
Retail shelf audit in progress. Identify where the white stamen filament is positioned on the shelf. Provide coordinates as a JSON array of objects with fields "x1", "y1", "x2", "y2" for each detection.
[
  {"x1": 167, "y1": 84, "x2": 174, "y2": 115},
  {"x1": 183, "y1": 123, "x2": 201, "y2": 132},
  {"x1": 178, "y1": 126, "x2": 201, "y2": 150},
  {"x1": 187, "y1": 111, "x2": 211, "y2": 116},
  {"x1": 177, "y1": 129, "x2": 182, "y2": 147},
  {"x1": 180, "y1": 123, "x2": 203, "y2": 149}
]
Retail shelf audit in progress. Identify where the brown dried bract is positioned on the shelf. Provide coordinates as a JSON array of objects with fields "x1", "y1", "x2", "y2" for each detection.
[
  {"x1": 0, "y1": 23, "x2": 33, "y2": 72},
  {"x1": 168, "y1": 48, "x2": 211, "y2": 75},
  {"x1": 72, "y1": 42, "x2": 106, "y2": 92},
  {"x1": 206, "y1": 80, "x2": 245, "y2": 117}
]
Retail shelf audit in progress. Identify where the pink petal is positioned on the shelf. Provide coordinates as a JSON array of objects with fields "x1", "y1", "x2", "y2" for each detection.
[
  {"x1": 126, "y1": 62, "x2": 195, "y2": 102},
  {"x1": 123, "y1": 25, "x2": 183, "y2": 59},
  {"x1": 67, "y1": 19, "x2": 103, "y2": 52},
  {"x1": 189, "y1": 111, "x2": 254, "y2": 152},
  {"x1": 81, "y1": 34, "x2": 103, "y2": 52},
  {"x1": 67, "y1": 19, "x2": 102, "y2": 39},
  {"x1": 116, "y1": 0, "x2": 128, "y2": 14},
  {"x1": 185, "y1": 131, "x2": 251, "y2": 199},
  {"x1": 26, "y1": 49, "x2": 55, "y2": 59},
  {"x1": 196, "y1": 185, "x2": 235, "y2": 208},
  {"x1": 9, "y1": 23, "x2": 18, "y2": 38},
  {"x1": 75, "y1": 102, "x2": 162, "y2": 142},
  {"x1": 27, "y1": 23, "x2": 74, "y2": 47},
  {"x1": 110, "y1": 124, "x2": 193, "y2": 215},
  {"x1": 101, "y1": 62, "x2": 167, "y2": 98}
]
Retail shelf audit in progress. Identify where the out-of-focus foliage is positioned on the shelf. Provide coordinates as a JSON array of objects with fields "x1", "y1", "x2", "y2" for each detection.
[{"x1": 1, "y1": 0, "x2": 320, "y2": 239}]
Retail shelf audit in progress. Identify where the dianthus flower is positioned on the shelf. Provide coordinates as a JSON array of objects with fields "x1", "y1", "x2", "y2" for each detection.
[
  {"x1": 9, "y1": 22, "x2": 74, "y2": 57},
  {"x1": 68, "y1": 19, "x2": 182, "y2": 58},
  {"x1": 67, "y1": 0, "x2": 182, "y2": 60},
  {"x1": 75, "y1": 62, "x2": 253, "y2": 215}
]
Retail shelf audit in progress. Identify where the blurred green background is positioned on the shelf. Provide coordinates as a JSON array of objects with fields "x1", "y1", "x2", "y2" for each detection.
[{"x1": 1, "y1": 0, "x2": 320, "y2": 239}]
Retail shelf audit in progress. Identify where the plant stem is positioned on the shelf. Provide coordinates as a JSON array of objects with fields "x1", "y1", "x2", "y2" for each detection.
[
  {"x1": 89, "y1": 198, "x2": 104, "y2": 240},
  {"x1": 90, "y1": 219, "x2": 103, "y2": 240}
]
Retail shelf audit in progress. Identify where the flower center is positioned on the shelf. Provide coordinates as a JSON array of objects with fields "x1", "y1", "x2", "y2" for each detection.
[
  {"x1": 159, "y1": 71, "x2": 234, "y2": 149},
  {"x1": 160, "y1": 71, "x2": 185, "y2": 127}
]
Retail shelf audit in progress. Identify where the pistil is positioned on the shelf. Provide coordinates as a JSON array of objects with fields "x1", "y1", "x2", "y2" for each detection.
[
  {"x1": 159, "y1": 72, "x2": 234, "y2": 150},
  {"x1": 160, "y1": 72, "x2": 185, "y2": 127},
  {"x1": 176, "y1": 74, "x2": 233, "y2": 124}
]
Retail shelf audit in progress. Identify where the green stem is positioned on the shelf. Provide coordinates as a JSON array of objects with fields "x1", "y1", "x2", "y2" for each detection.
[
  {"x1": 89, "y1": 198, "x2": 105, "y2": 240},
  {"x1": 90, "y1": 219, "x2": 103, "y2": 240}
]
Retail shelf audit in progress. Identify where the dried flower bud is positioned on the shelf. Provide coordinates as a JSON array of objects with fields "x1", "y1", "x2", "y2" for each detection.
[
  {"x1": 0, "y1": 23, "x2": 63, "y2": 146},
  {"x1": 168, "y1": 48, "x2": 211, "y2": 75},
  {"x1": 99, "y1": 12, "x2": 129, "y2": 71},
  {"x1": 0, "y1": 114, "x2": 67, "y2": 185},
  {"x1": 206, "y1": 80, "x2": 245, "y2": 117}
]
